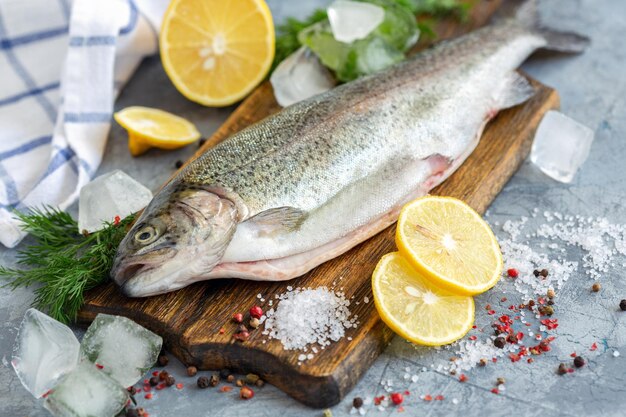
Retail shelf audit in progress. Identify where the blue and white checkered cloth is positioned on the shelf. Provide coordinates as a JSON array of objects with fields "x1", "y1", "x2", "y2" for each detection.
[{"x1": 0, "y1": 0, "x2": 168, "y2": 247}]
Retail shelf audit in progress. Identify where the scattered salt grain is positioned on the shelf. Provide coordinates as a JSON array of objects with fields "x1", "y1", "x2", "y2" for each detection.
[
  {"x1": 263, "y1": 287, "x2": 357, "y2": 351},
  {"x1": 613, "y1": 350, "x2": 620, "y2": 358}
]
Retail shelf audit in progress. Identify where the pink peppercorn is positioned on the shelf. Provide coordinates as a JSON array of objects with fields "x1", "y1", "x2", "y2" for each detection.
[
  {"x1": 391, "y1": 393, "x2": 404, "y2": 405},
  {"x1": 249, "y1": 306, "x2": 263, "y2": 319},
  {"x1": 507, "y1": 268, "x2": 518, "y2": 278}
]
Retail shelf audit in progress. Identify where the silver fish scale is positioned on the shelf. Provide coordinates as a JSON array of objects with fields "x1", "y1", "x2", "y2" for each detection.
[{"x1": 179, "y1": 21, "x2": 540, "y2": 222}]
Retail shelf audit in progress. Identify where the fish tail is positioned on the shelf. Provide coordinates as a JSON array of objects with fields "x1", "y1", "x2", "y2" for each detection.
[{"x1": 515, "y1": 0, "x2": 590, "y2": 53}]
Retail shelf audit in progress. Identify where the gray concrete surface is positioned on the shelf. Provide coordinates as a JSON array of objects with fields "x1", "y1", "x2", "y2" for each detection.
[{"x1": 2, "y1": 0, "x2": 625, "y2": 416}]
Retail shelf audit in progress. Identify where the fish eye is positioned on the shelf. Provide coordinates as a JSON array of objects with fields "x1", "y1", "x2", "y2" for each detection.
[{"x1": 134, "y1": 225, "x2": 159, "y2": 245}]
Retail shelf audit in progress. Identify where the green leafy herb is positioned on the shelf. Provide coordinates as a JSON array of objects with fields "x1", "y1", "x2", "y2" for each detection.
[
  {"x1": 271, "y1": 0, "x2": 472, "y2": 81},
  {"x1": 0, "y1": 207, "x2": 134, "y2": 324},
  {"x1": 273, "y1": 9, "x2": 328, "y2": 72}
]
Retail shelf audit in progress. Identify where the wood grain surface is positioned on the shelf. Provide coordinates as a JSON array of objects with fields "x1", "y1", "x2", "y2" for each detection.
[{"x1": 79, "y1": 1, "x2": 560, "y2": 408}]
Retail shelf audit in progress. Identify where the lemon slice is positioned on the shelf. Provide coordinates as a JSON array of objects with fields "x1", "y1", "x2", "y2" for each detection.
[
  {"x1": 160, "y1": 0, "x2": 275, "y2": 107},
  {"x1": 372, "y1": 252, "x2": 474, "y2": 346},
  {"x1": 396, "y1": 196, "x2": 503, "y2": 295},
  {"x1": 114, "y1": 106, "x2": 201, "y2": 156}
]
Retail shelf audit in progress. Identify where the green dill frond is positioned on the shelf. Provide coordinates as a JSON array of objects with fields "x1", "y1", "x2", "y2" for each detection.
[{"x1": 0, "y1": 207, "x2": 134, "y2": 324}]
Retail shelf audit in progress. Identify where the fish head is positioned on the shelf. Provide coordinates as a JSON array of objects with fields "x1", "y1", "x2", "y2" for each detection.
[{"x1": 111, "y1": 183, "x2": 238, "y2": 297}]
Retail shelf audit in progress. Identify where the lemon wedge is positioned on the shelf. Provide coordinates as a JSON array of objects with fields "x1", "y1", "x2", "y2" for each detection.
[
  {"x1": 395, "y1": 196, "x2": 503, "y2": 295},
  {"x1": 159, "y1": 0, "x2": 275, "y2": 107},
  {"x1": 372, "y1": 252, "x2": 475, "y2": 346},
  {"x1": 114, "y1": 106, "x2": 201, "y2": 156}
]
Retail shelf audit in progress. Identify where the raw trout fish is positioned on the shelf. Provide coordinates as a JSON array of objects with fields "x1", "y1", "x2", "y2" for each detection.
[{"x1": 112, "y1": 2, "x2": 587, "y2": 296}]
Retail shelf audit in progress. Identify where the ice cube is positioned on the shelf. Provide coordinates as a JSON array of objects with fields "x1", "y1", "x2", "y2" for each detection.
[
  {"x1": 327, "y1": 0, "x2": 385, "y2": 43},
  {"x1": 78, "y1": 169, "x2": 152, "y2": 233},
  {"x1": 11, "y1": 309, "x2": 80, "y2": 398},
  {"x1": 80, "y1": 314, "x2": 162, "y2": 387},
  {"x1": 530, "y1": 111, "x2": 594, "y2": 183},
  {"x1": 44, "y1": 362, "x2": 128, "y2": 417},
  {"x1": 270, "y1": 46, "x2": 336, "y2": 107}
]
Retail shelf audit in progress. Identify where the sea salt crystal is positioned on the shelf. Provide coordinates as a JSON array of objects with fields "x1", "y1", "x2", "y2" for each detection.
[
  {"x1": 363, "y1": 297, "x2": 369, "y2": 304},
  {"x1": 531, "y1": 111, "x2": 594, "y2": 183},
  {"x1": 263, "y1": 287, "x2": 357, "y2": 350},
  {"x1": 613, "y1": 350, "x2": 620, "y2": 358},
  {"x1": 298, "y1": 354, "x2": 307, "y2": 361},
  {"x1": 452, "y1": 398, "x2": 459, "y2": 405},
  {"x1": 411, "y1": 375, "x2": 418, "y2": 383}
]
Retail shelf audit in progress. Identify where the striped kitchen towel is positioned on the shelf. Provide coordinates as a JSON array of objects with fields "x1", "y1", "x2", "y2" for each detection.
[{"x1": 0, "y1": 0, "x2": 168, "y2": 247}]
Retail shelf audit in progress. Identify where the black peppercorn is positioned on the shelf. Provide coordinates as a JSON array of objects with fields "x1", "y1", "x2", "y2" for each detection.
[
  {"x1": 187, "y1": 366, "x2": 198, "y2": 377},
  {"x1": 157, "y1": 354, "x2": 169, "y2": 366},
  {"x1": 557, "y1": 363, "x2": 568, "y2": 375},
  {"x1": 126, "y1": 408, "x2": 140, "y2": 417},
  {"x1": 149, "y1": 376, "x2": 159, "y2": 386},
  {"x1": 574, "y1": 356, "x2": 585, "y2": 368},
  {"x1": 533, "y1": 269, "x2": 541, "y2": 277},
  {"x1": 353, "y1": 397, "x2": 364, "y2": 409},
  {"x1": 158, "y1": 371, "x2": 169, "y2": 381},
  {"x1": 165, "y1": 375, "x2": 176, "y2": 386},
  {"x1": 198, "y1": 138, "x2": 206, "y2": 148},
  {"x1": 209, "y1": 374, "x2": 220, "y2": 387},
  {"x1": 540, "y1": 269, "x2": 549, "y2": 277},
  {"x1": 494, "y1": 337, "x2": 506, "y2": 349},
  {"x1": 175, "y1": 160, "x2": 183, "y2": 169},
  {"x1": 620, "y1": 299, "x2": 626, "y2": 311},
  {"x1": 197, "y1": 376, "x2": 210, "y2": 388}
]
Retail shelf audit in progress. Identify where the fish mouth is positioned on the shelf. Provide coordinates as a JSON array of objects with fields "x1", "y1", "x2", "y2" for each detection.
[{"x1": 112, "y1": 261, "x2": 153, "y2": 288}]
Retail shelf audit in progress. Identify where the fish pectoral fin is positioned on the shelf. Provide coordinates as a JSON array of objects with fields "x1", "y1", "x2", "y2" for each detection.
[
  {"x1": 495, "y1": 72, "x2": 536, "y2": 110},
  {"x1": 245, "y1": 206, "x2": 308, "y2": 236}
]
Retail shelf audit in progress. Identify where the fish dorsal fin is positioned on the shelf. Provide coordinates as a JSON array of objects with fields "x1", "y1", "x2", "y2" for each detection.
[
  {"x1": 496, "y1": 72, "x2": 536, "y2": 110},
  {"x1": 245, "y1": 207, "x2": 308, "y2": 236}
]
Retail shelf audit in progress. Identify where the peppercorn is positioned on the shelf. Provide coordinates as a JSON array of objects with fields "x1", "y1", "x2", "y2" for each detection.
[
  {"x1": 234, "y1": 331, "x2": 250, "y2": 341},
  {"x1": 158, "y1": 371, "x2": 168, "y2": 381},
  {"x1": 528, "y1": 299, "x2": 536, "y2": 307},
  {"x1": 479, "y1": 358, "x2": 488, "y2": 367},
  {"x1": 547, "y1": 299, "x2": 555, "y2": 305},
  {"x1": 175, "y1": 160, "x2": 183, "y2": 169},
  {"x1": 245, "y1": 374, "x2": 260, "y2": 384},
  {"x1": 187, "y1": 366, "x2": 198, "y2": 377},
  {"x1": 390, "y1": 392, "x2": 404, "y2": 405},
  {"x1": 126, "y1": 408, "x2": 140, "y2": 417},
  {"x1": 198, "y1": 138, "x2": 206, "y2": 148},
  {"x1": 540, "y1": 269, "x2": 549, "y2": 277},
  {"x1": 219, "y1": 369, "x2": 231, "y2": 379},
  {"x1": 574, "y1": 356, "x2": 585, "y2": 368},
  {"x1": 507, "y1": 268, "x2": 518, "y2": 278},
  {"x1": 557, "y1": 363, "x2": 568, "y2": 375},
  {"x1": 494, "y1": 337, "x2": 506, "y2": 349},
  {"x1": 227, "y1": 374, "x2": 235, "y2": 383},
  {"x1": 209, "y1": 374, "x2": 220, "y2": 387},
  {"x1": 592, "y1": 283, "x2": 601, "y2": 292},
  {"x1": 240, "y1": 386, "x2": 255, "y2": 399},
  {"x1": 236, "y1": 379, "x2": 245, "y2": 387},
  {"x1": 449, "y1": 370, "x2": 456, "y2": 375},
  {"x1": 539, "y1": 305, "x2": 554, "y2": 316},
  {"x1": 533, "y1": 269, "x2": 541, "y2": 277},
  {"x1": 620, "y1": 300, "x2": 626, "y2": 311},
  {"x1": 197, "y1": 376, "x2": 210, "y2": 389},
  {"x1": 249, "y1": 305, "x2": 263, "y2": 319},
  {"x1": 255, "y1": 379, "x2": 265, "y2": 388},
  {"x1": 165, "y1": 375, "x2": 176, "y2": 386},
  {"x1": 233, "y1": 313, "x2": 244, "y2": 323},
  {"x1": 157, "y1": 354, "x2": 169, "y2": 367},
  {"x1": 149, "y1": 376, "x2": 159, "y2": 386},
  {"x1": 127, "y1": 386, "x2": 137, "y2": 395},
  {"x1": 353, "y1": 397, "x2": 364, "y2": 409},
  {"x1": 496, "y1": 377, "x2": 505, "y2": 386},
  {"x1": 547, "y1": 288, "x2": 555, "y2": 299},
  {"x1": 249, "y1": 317, "x2": 260, "y2": 329},
  {"x1": 507, "y1": 334, "x2": 517, "y2": 344}
]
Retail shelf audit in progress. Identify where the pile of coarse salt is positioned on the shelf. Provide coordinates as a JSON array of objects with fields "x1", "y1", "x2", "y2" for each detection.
[{"x1": 262, "y1": 286, "x2": 358, "y2": 362}]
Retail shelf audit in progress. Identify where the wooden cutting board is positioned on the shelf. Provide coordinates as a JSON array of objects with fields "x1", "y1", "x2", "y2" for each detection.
[{"x1": 79, "y1": 1, "x2": 559, "y2": 408}]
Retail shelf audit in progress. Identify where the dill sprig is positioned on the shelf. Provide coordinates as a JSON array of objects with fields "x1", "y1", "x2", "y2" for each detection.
[{"x1": 0, "y1": 207, "x2": 134, "y2": 324}]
